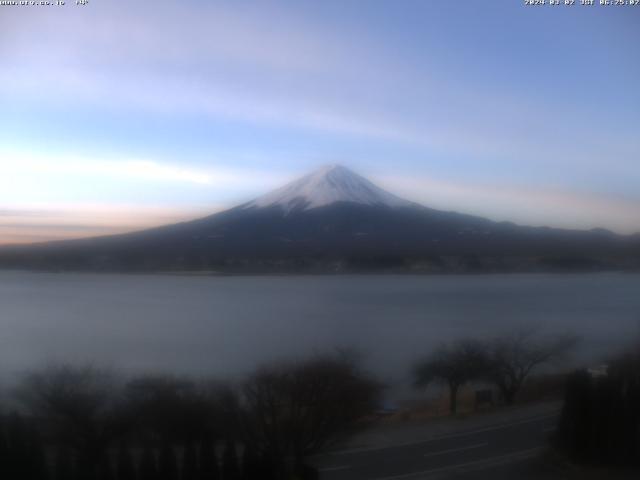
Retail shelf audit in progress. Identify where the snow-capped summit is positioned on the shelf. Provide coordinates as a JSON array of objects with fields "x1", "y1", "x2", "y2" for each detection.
[{"x1": 243, "y1": 164, "x2": 413, "y2": 213}]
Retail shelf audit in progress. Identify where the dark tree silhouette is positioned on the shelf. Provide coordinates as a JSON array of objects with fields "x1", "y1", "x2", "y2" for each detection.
[
  {"x1": 222, "y1": 440, "x2": 241, "y2": 480},
  {"x1": 198, "y1": 440, "x2": 220, "y2": 480},
  {"x1": 2, "y1": 413, "x2": 49, "y2": 480},
  {"x1": 486, "y1": 330, "x2": 578, "y2": 404},
  {"x1": 240, "y1": 354, "x2": 380, "y2": 478},
  {"x1": 18, "y1": 365, "x2": 131, "y2": 480},
  {"x1": 54, "y1": 446, "x2": 75, "y2": 480},
  {"x1": 139, "y1": 446, "x2": 158, "y2": 480},
  {"x1": 116, "y1": 443, "x2": 136, "y2": 480},
  {"x1": 6, "y1": 413, "x2": 30, "y2": 478},
  {"x1": 0, "y1": 356, "x2": 377, "y2": 480},
  {"x1": 96, "y1": 456, "x2": 114, "y2": 480},
  {"x1": 0, "y1": 417, "x2": 7, "y2": 479},
  {"x1": 556, "y1": 344, "x2": 640, "y2": 466},
  {"x1": 241, "y1": 444, "x2": 264, "y2": 480},
  {"x1": 158, "y1": 443, "x2": 179, "y2": 480},
  {"x1": 414, "y1": 340, "x2": 489, "y2": 414},
  {"x1": 26, "y1": 426, "x2": 49, "y2": 480},
  {"x1": 124, "y1": 375, "x2": 218, "y2": 444},
  {"x1": 183, "y1": 441, "x2": 198, "y2": 480}
]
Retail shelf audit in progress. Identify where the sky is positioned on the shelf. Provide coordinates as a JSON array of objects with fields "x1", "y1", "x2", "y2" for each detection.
[{"x1": 1, "y1": 0, "x2": 639, "y2": 244}]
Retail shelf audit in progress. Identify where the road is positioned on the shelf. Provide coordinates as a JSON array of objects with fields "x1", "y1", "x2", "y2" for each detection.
[{"x1": 314, "y1": 409, "x2": 559, "y2": 480}]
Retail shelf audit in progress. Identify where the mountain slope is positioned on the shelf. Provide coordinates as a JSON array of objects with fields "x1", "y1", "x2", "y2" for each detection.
[{"x1": 0, "y1": 165, "x2": 638, "y2": 272}]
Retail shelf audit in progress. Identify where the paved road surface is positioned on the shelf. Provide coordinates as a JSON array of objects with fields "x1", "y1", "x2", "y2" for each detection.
[{"x1": 315, "y1": 409, "x2": 559, "y2": 480}]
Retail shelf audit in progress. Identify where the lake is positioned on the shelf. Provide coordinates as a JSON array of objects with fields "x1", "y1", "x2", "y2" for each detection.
[{"x1": 1, "y1": 271, "x2": 639, "y2": 400}]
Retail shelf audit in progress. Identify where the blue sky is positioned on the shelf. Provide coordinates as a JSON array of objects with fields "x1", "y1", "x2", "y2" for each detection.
[{"x1": 1, "y1": 0, "x2": 639, "y2": 243}]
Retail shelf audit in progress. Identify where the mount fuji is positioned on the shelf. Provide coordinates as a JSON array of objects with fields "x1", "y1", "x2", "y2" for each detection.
[{"x1": 1, "y1": 165, "x2": 638, "y2": 272}]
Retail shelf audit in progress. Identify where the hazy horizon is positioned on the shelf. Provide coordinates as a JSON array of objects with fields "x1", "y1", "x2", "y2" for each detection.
[{"x1": 2, "y1": 162, "x2": 640, "y2": 246}]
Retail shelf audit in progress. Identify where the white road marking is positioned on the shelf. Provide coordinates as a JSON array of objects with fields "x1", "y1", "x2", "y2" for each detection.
[
  {"x1": 372, "y1": 447, "x2": 544, "y2": 480},
  {"x1": 423, "y1": 442, "x2": 488, "y2": 458},
  {"x1": 328, "y1": 413, "x2": 558, "y2": 456},
  {"x1": 319, "y1": 465, "x2": 351, "y2": 472}
]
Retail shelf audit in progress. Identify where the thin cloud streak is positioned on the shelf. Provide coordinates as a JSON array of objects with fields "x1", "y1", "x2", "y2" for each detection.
[
  {"x1": 0, "y1": 204, "x2": 214, "y2": 245},
  {"x1": 6, "y1": 63, "x2": 637, "y2": 182},
  {"x1": 0, "y1": 151, "x2": 289, "y2": 190},
  {"x1": 4, "y1": 156, "x2": 214, "y2": 186},
  {"x1": 3, "y1": 2, "x2": 637, "y2": 179}
]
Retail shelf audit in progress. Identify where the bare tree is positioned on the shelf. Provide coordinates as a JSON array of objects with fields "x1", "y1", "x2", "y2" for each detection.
[
  {"x1": 17, "y1": 365, "x2": 129, "y2": 480},
  {"x1": 557, "y1": 342, "x2": 640, "y2": 466},
  {"x1": 240, "y1": 354, "x2": 381, "y2": 479},
  {"x1": 125, "y1": 375, "x2": 202, "y2": 443},
  {"x1": 414, "y1": 340, "x2": 489, "y2": 414},
  {"x1": 486, "y1": 329, "x2": 578, "y2": 405}
]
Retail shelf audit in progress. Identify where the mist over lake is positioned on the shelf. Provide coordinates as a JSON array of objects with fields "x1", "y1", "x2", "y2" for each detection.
[{"x1": 2, "y1": 271, "x2": 639, "y2": 398}]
